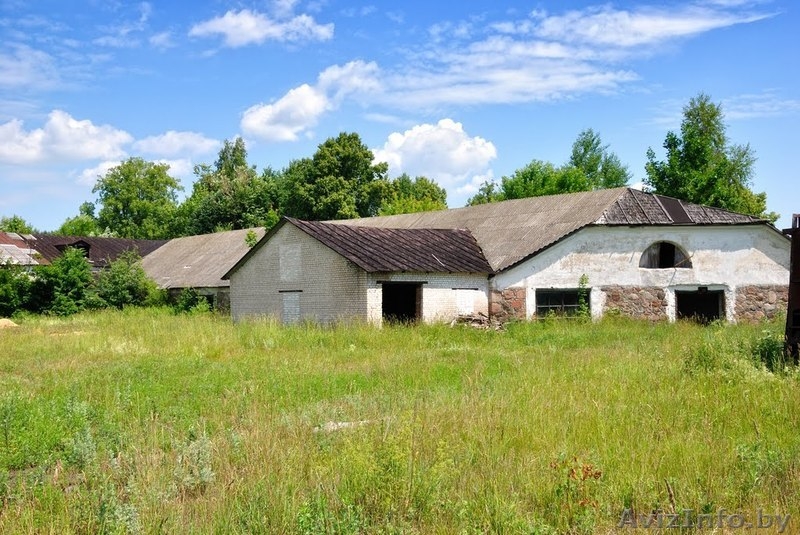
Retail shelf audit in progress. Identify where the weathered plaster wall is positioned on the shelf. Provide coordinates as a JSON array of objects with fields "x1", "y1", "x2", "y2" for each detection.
[{"x1": 492, "y1": 225, "x2": 789, "y2": 321}]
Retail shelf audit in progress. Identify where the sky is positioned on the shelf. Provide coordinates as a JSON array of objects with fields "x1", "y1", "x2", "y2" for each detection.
[{"x1": 1, "y1": 0, "x2": 798, "y2": 232}]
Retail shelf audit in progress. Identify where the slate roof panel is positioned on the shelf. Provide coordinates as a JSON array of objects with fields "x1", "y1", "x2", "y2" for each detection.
[
  {"x1": 140, "y1": 228, "x2": 266, "y2": 289},
  {"x1": 336, "y1": 187, "x2": 771, "y2": 272}
]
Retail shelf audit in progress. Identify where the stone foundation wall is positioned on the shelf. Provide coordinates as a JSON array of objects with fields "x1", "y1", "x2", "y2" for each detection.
[
  {"x1": 735, "y1": 285, "x2": 788, "y2": 322},
  {"x1": 602, "y1": 285, "x2": 667, "y2": 321},
  {"x1": 490, "y1": 287, "x2": 526, "y2": 322}
]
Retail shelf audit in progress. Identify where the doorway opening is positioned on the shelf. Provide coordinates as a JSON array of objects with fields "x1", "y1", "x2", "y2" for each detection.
[
  {"x1": 382, "y1": 283, "x2": 422, "y2": 323},
  {"x1": 676, "y1": 289, "x2": 725, "y2": 324}
]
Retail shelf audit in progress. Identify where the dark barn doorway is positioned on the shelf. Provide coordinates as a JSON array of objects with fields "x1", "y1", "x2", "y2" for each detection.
[
  {"x1": 676, "y1": 289, "x2": 725, "y2": 324},
  {"x1": 382, "y1": 283, "x2": 422, "y2": 323}
]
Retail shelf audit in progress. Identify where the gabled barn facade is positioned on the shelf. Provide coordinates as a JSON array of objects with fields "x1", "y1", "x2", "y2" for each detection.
[
  {"x1": 224, "y1": 218, "x2": 491, "y2": 323},
  {"x1": 225, "y1": 188, "x2": 790, "y2": 325}
]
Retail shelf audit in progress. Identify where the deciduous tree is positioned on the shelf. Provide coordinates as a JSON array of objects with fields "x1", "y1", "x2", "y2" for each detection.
[
  {"x1": 281, "y1": 132, "x2": 390, "y2": 220},
  {"x1": 645, "y1": 93, "x2": 775, "y2": 221},
  {"x1": 93, "y1": 158, "x2": 182, "y2": 239}
]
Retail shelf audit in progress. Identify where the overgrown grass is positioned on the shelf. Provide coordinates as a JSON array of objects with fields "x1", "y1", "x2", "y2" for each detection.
[{"x1": 0, "y1": 309, "x2": 797, "y2": 533}]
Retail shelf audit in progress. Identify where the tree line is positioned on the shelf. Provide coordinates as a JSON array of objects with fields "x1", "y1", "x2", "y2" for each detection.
[{"x1": 0, "y1": 92, "x2": 776, "y2": 239}]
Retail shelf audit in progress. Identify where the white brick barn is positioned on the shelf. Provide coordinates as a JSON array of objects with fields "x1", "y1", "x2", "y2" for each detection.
[{"x1": 225, "y1": 188, "x2": 790, "y2": 325}]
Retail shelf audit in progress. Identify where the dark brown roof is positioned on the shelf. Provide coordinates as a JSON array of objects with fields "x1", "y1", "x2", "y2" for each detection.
[
  {"x1": 337, "y1": 187, "x2": 771, "y2": 272},
  {"x1": 288, "y1": 218, "x2": 492, "y2": 273},
  {"x1": 30, "y1": 235, "x2": 167, "y2": 268},
  {"x1": 598, "y1": 188, "x2": 763, "y2": 225}
]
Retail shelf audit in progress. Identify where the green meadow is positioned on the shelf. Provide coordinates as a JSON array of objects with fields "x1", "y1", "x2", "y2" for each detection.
[{"x1": 0, "y1": 309, "x2": 797, "y2": 534}]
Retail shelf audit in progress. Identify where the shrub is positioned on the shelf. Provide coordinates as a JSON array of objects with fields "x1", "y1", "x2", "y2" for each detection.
[
  {"x1": 95, "y1": 250, "x2": 162, "y2": 309},
  {"x1": 752, "y1": 329, "x2": 787, "y2": 373},
  {"x1": 37, "y1": 247, "x2": 93, "y2": 315}
]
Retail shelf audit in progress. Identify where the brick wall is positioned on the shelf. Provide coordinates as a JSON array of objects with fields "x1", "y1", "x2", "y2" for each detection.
[
  {"x1": 602, "y1": 285, "x2": 667, "y2": 321},
  {"x1": 230, "y1": 223, "x2": 368, "y2": 323},
  {"x1": 734, "y1": 285, "x2": 788, "y2": 322},
  {"x1": 366, "y1": 272, "x2": 488, "y2": 324}
]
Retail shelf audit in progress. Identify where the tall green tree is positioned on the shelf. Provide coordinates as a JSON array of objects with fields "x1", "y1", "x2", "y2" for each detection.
[
  {"x1": 379, "y1": 174, "x2": 447, "y2": 215},
  {"x1": 569, "y1": 128, "x2": 631, "y2": 189},
  {"x1": 179, "y1": 138, "x2": 279, "y2": 235},
  {"x1": 281, "y1": 132, "x2": 390, "y2": 220},
  {"x1": 645, "y1": 93, "x2": 775, "y2": 221},
  {"x1": 468, "y1": 129, "x2": 630, "y2": 205},
  {"x1": 93, "y1": 158, "x2": 182, "y2": 239},
  {"x1": 55, "y1": 202, "x2": 102, "y2": 236},
  {"x1": 0, "y1": 215, "x2": 37, "y2": 234}
]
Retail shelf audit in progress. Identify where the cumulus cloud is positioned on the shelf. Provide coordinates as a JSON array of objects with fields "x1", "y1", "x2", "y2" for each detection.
[
  {"x1": 372, "y1": 119, "x2": 497, "y2": 191},
  {"x1": 75, "y1": 160, "x2": 121, "y2": 186},
  {"x1": 241, "y1": 84, "x2": 330, "y2": 141},
  {"x1": 189, "y1": 9, "x2": 333, "y2": 47},
  {"x1": 133, "y1": 131, "x2": 219, "y2": 157},
  {"x1": 0, "y1": 110, "x2": 132, "y2": 165},
  {"x1": 241, "y1": 60, "x2": 379, "y2": 141}
]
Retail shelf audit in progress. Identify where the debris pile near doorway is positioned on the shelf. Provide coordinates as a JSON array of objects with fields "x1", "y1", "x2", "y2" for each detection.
[{"x1": 450, "y1": 312, "x2": 504, "y2": 331}]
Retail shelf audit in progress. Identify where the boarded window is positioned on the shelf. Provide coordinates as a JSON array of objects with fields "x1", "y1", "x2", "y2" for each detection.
[
  {"x1": 281, "y1": 292, "x2": 300, "y2": 323},
  {"x1": 639, "y1": 241, "x2": 692, "y2": 268},
  {"x1": 279, "y1": 244, "x2": 301, "y2": 282},
  {"x1": 536, "y1": 289, "x2": 589, "y2": 316},
  {"x1": 456, "y1": 289, "x2": 475, "y2": 315}
]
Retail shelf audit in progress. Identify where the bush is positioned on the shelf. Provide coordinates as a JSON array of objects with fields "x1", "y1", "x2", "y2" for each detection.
[
  {"x1": 38, "y1": 247, "x2": 93, "y2": 316},
  {"x1": 95, "y1": 250, "x2": 162, "y2": 309},
  {"x1": 0, "y1": 265, "x2": 32, "y2": 317},
  {"x1": 752, "y1": 329, "x2": 787, "y2": 372}
]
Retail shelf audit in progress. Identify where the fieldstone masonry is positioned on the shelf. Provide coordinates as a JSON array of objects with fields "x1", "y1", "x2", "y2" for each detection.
[
  {"x1": 602, "y1": 285, "x2": 667, "y2": 321},
  {"x1": 490, "y1": 287, "x2": 526, "y2": 322},
  {"x1": 735, "y1": 285, "x2": 788, "y2": 322}
]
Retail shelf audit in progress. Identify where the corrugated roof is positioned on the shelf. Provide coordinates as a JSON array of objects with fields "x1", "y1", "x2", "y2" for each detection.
[
  {"x1": 288, "y1": 218, "x2": 491, "y2": 273},
  {"x1": 141, "y1": 227, "x2": 266, "y2": 289},
  {"x1": 0, "y1": 232, "x2": 39, "y2": 265},
  {"x1": 31, "y1": 235, "x2": 167, "y2": 268},
  {"x1": 336, "y1": 188, "x2": 769, "y2": 272}
]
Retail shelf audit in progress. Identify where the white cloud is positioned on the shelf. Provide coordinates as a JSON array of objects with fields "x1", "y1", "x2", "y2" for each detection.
[
  {"x1": 133, "y1": 131, "x2": 219, "y2": 157},
  {"x1": 75, "y1": 160, "x2": 121, "y2": 186},
  {"x1": 372, "y1": 119, "x2": 497, "y2": 190},
  {"x1": 723, "y1": 91, "x2": 800, "y2": 120},
  {"x1": 0, "y1": 44, "x2": 60, "y2": 89},
  {"x1": 149, "y1": 31, "x2": 174, "y2": 49},
  {"x1": 0, "y1": 110, "x2": 132, "y2": 165},
  {"x1": 241, "y1": 84, "x2": 330, "y2": 141},
  {"x1": 242, "y1": 60, "x2": 379, "y2": 142},
  {"x1": 189, "y1": 9, "x2": 333, "y2": 47},
  {"x1": 318, "y1": 60, "x2": 381, "y2": 102},
  {"x1": 155, "y1": 158, "x2": 194, "y2": 178},
  {"x1": 532, "y1": 5, "x2": 769, "y2": 47}
]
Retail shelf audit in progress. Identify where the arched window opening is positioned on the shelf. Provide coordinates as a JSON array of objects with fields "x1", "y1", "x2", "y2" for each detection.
[{"x1": 639, "y1": 241, "x2": 692, "y2": 269}]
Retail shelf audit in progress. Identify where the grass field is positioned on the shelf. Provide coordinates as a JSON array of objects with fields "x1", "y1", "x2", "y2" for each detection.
[{"x1": 0, "y1": 309, "x2": 797, "y2": 534}]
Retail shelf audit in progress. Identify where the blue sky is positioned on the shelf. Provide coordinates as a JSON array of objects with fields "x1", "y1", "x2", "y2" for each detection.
[{"x1": 1, "y1": 0, "x2": 798, "y2": 232}]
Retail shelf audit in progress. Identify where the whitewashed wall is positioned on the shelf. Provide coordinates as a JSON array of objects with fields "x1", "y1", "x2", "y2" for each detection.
[
  {"x1": 491, "y1": 224, "x2": 790, "y2": 321},
  {"x1": 366, "y1": 272, "x2": 489, "y2": 325}
]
